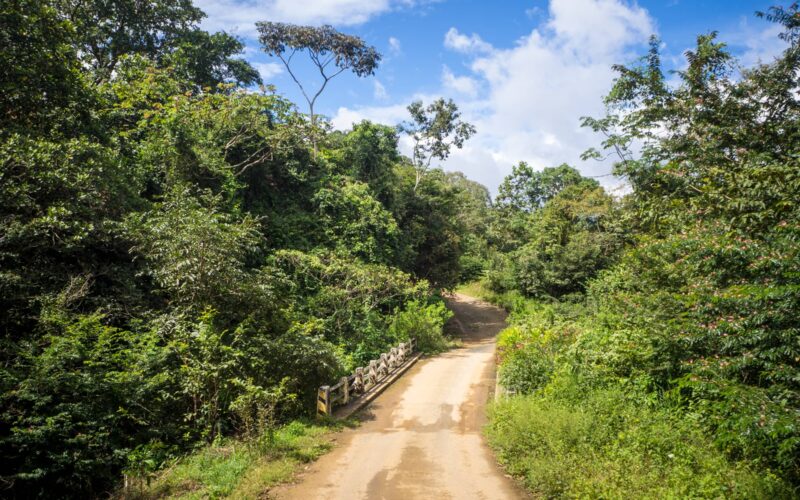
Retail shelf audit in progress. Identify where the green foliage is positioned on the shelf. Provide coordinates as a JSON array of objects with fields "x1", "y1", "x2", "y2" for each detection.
[
  {"x1": 569, "y1": 13, "x2": 800, "y2": 482},
  {"x1": 57, "y1": 0, "x2": 259, "y2": 88},
  {"x1": 267, "y1": 249, "x2": 427, "y2": 366},
  {"x1": 488, "y1": 380, "x2": 791, "y2": 499},
  {"x1": 387, "y1": 299, "x2": 454, "y2": 354},
  {"x1": 488, "y1": 170, "x2": 623, "y2": 299},
  {"x1": 481, "y1": 11, "x2": 800, "y2": 493},
  {"x1": 166, "y1": 30, "x2": 262, "y2": 88},
  {"x1": 313, "y1": 180, "x2": 399, "y2": 264},
  {"x1": 487, "y1": 300, "x2": 794, "y2": 498},
  {"x1": 128, "y1": 419, "x2": 343, "y2": 499},
  {"x1": 332, "y1": 120, "x2": 400, "y2": 205},
  {"x1": 256, "y1": 22, "x2": 381, "y2": 78},
  {"x1": 256, "y1": 21, "x2": 381, "y2": 151},
  {"x1": 128, "y1": 189, "x2": 261, "y2": 308},
  {"x1": 400, "y1": 98, "x2": 476, "y2": 189},
  {"x1": 496, "y1": 162, "x2": 598, "y2": 213},
  {"x1": 496, "y1": 307, "x2": 577, "y2": 394},
  {"x1": 2, "y1": 313, "x2": 175, "y2": 495},
  {"x1": 0, "y1": 0, "x2": 95, "y2": 135},
  {"x1": 396, "y1": 169, "x2": 470, "y2": 289},
  {"x1": 1, "y1": 3, "x2": 485, "y2": 495}
]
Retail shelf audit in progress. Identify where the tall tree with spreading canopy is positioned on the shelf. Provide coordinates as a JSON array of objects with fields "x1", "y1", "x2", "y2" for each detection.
[
  {"x1": 56, "y1": 0, "x2": 260, "y2": 86},
  {"x1": 256, "y1": 22, "x2": 381, "y2": 155},
  {"x1": 399, "y1": 98, "x2": 476, "y2": 190}
]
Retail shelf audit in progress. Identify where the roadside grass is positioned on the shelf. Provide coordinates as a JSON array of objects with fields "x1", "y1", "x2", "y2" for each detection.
[
  {"x1": 480, "y1": 287, "x2": 795, "y2": 499},
  {"x1": 118, "y1": 419, "x2": 353, "y2": 499},
  {"x1": 455, "y1": 281, "x2": 522, "y2": 311},
  {"x1": 486, "y1": 380, "x2": 792, "y2": 499},
  {"x1": 454, "y1": 281, "x2": 489, "y2": 300}
]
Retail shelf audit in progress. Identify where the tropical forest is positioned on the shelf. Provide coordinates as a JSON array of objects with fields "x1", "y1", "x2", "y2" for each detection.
[{"x1": 1, "y1": 0, "x2": 799, "y2": 498}]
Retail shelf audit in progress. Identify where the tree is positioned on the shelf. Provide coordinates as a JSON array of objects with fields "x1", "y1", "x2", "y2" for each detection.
[
  {"x1": 335, "y1": 121, "x2": 401, "y2": 206},
  {"x1": 394, "y1": 169, "x2": 466, "y2": 288},
  {"x1": 313, "y1": 180, "x2": 399, "y2": 265},
  {"x1": 58, "y1": 0, "x2": 202, "y2": 80},
  {"x1": 56, "y1": 0, "x2": 260, "y2": 87},
  {"x1": 0, "y1": 0, "x2": 94, "y2": 135},
  {"x1": 127, "y1": 188, "x2": 261, "y2": 309},
  {"x1": 166, "y1": 30, "x2": 262, "y2": 88},
  {"x1": 513, "y1": 184, "x2": 622, "y2": 298},
  {"x1": 256, "y1": 22, "x2": 381, "y2": 155},
  {"x1": 496, "y1": 163, "x2": 598, "y2": 213},
  {"x1": 400, "y1": 98, "x2": 476, "y2": 190}
]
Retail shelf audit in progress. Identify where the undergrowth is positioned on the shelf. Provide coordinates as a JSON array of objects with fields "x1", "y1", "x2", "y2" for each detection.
[
  {"x1": 118, "y1": 419, "x2": 350, "y2": 499},
  {"x1": 461, "y1": 281, "x2": 796, "y2": 499}
]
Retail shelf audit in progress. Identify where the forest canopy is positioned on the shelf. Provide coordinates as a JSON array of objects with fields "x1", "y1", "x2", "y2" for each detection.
[
  {"x1": 0, "y1": 1, "x2": 481, "y2": 496},
  {"x1": 2, "y1": 0, "x2": 800, "y2": 497}
]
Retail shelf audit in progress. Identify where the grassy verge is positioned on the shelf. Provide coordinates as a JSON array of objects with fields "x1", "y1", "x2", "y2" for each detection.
[
  {"x1": 118, "y1": 419, "x2": 352, "y2": 499},
  {"x1": 460, "y1": 281, "x2": 794, "y2": 498},
  {"x1": 455, "y1": 281, "x2": 522, "y2": 311},
  {"x1": 454, "y1": 281, "x2": 489, "y2": 300},
  {"x1": 487, "y1": 382, "x2": 789, "y2": 498}
]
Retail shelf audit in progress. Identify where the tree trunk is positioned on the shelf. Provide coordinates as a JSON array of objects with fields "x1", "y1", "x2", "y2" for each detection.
[{"x1": 309, "y1": 102, "x2": 318, "y2": 159}]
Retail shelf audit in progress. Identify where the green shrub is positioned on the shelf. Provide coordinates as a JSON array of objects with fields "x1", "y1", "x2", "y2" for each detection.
[
  {"x1": 487, "y1": 375, "x2": 792, "y2": 499},
  {"x1": 129, "y1": 420, "x2": 340, "y2": 499},
  {"x1": 387, "y1": 299, "x2": 453, "y2": 354}
]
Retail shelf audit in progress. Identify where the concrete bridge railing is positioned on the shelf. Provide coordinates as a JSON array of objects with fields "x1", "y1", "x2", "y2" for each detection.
[{"x1": 317, "y1": 338, "x2": 417, "y2": 417}]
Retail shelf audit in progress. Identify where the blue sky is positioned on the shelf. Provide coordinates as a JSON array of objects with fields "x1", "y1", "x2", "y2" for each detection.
[{"x1": 195, "y1": 0, "x2": 788, "y2": 193}]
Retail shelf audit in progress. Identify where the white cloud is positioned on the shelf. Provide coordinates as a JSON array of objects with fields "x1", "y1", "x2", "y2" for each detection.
[
  {"x1": 195, "y1": 0, "x2": 421, "y2": 37},
  {"x1": 388, "y1": 36, "x2": 402, "y2": 55},
  {"x1": 444, "y1": 27, "x2": 493, "y2": 54},
  {"x1": 254, "y1": 62, "x2": 283, "y2": 81},
  {"x1": 374, "y1": 80, "x2": 389, "y2": 100},
  {"x1": 727, "y1": 19, "x2": 788, "y2": 68},
  {"x1": 546, "y1": 0, "x2": 653, "y2": 59},
  {"x1": 334, "y1": 0, "x2": 656, "y2": 194},
  {"x1": 454, "y1": 0, "x2": 655, "y2": 191},
  {"x1": 331, "y1": 103, "x2": 410, "y2": 130},
  {"x1": 442, "y1": 66, "x2": 479, "y2": 97}
]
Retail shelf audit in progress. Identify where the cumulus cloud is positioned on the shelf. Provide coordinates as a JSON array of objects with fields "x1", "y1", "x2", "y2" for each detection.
[
  {"x1": 253, "y1": 62, "x2": 283, "y2": 81},
  {"x1": 331, "y1": 1, "x2": 666, "y2": 193},
  {"x1": 545, "y1": 0, "x2": 653, "y2": 59},
  {"x1": 195, "y1": 0, "x2": 422, "y2": 37},
  {"x1": 331, "y1": 103, "x2": 410, "y2": 130},
  {"x1": 442, "y1": 66, "x2": 479, "y2": 97},
  {"x1": 453, "y1": 1, "x2": 656, "y2": 191},
  {"x1": 444, "y1": 27, "x2": 493, "y2": 54}
]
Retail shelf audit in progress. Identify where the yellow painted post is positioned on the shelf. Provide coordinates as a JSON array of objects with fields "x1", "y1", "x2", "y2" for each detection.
[{"x1": 317, "y1": 385, "x2": 331, "y2": 416}]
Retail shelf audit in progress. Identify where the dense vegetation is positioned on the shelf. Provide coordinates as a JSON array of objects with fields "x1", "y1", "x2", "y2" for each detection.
[
  {"x1": 4, "y1": 0, "x2": 800, "y2": 497},
  {"x1": 0, "y1": 1, "x2": 481, "y2": 496},
  {"x1": 481, "y1": 5, "x2": 800, "y2": 497}
]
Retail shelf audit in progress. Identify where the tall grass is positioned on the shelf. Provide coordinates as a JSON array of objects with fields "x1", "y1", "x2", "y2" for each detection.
[
  {"x1": 118, "y1": 420, "x2": 346, "y2": 499},
  {"x1": 471, "y1": 281, "x2": 795, "y2": 498},
  {"x1": 487, "y1": 376, "x2": 791, "y2": 499}
]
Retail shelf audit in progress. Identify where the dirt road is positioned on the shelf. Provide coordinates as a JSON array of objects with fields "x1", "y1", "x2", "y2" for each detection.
[{"x1": 272, "y1": 293, "x2": 524, "y2": 500}]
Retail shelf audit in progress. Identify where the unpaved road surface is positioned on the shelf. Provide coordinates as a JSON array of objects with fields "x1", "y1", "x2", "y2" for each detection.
[{"x1": 271, "y1": 293, "x2": 524, "y2": 500}]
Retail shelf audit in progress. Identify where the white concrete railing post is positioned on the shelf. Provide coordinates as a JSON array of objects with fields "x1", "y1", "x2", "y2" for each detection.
[{"x1": 317, "y1": 338, "x2": 419, "y2": 417}]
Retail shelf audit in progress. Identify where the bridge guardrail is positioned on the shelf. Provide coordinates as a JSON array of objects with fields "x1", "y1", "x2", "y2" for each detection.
[{"x1": 317, "y1": 338, "x2": 416, "y2": 416}]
